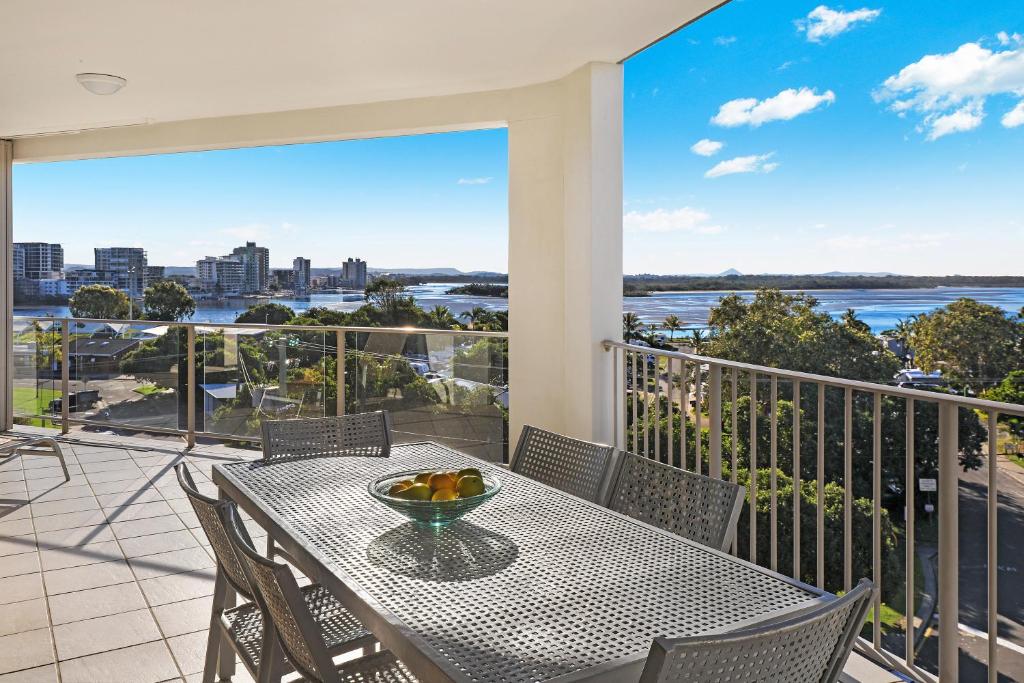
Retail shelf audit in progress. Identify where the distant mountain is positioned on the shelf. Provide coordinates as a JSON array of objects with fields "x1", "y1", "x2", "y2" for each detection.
[
  {"x1": 718, "y1": 268, "x2": 743, "y2": 276},
  {"x1": 368, "y1": 267, "x2": 506, "y2": 277}
]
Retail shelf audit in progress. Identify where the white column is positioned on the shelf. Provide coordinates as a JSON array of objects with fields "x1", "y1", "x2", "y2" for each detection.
[
  {"x1": 1, "y1": 139, "x2": 12, "y2": 430},
  {"x1": 508, "y1": 63, "x2": 623, "y2": 446}
]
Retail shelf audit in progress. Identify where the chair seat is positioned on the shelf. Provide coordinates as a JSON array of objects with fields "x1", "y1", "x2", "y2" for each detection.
[
  {"x1": 224, "y1": 584, "x2": 373, "y2": 672},
  {"x1": 333, "y1": 651, "x2": 417, "y2": 682}
]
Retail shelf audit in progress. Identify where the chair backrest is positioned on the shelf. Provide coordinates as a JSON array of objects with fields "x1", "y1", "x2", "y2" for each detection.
[
  {"x1": 509, "y1": 425, "x2": 615, "y2": 502},
  {"x1": 174, "y1": 462, "x2": 255, "y2": 600},
  {"x1": 222, "y1": 505, "x2": 340, "y2": 683},
  {"x1": 260, "y1": 411, "x2": 392, "y2": 461},
  {"x1": 607, "y1": 452, "x2": 744, "y2": 552},
  {"x1": 639, "y1": 579, "x2": 875, "y2": 683}
]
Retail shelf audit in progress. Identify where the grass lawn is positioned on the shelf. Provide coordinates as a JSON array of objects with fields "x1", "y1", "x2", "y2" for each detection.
[
  {"x1": 12, "y1": 385, "x2": 60, "y2": 428},
  {"x1": 133, "y1": 384, "x2": 168, "y2": 396}
]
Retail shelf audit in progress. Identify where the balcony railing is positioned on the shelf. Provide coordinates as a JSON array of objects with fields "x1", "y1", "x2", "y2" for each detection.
[
  {"x1": 12, "y1": 316, "x2": 509, "y2": 461},
  {"x1": 604, "y1": 339, "x2": 1024, "y2": 682}
]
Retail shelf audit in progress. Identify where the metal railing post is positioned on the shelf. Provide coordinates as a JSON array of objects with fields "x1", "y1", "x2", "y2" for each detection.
[
  {"x1": 186, "y1": 324, "x2": 196, "y2": 449},
  {"x1": 60, "y1": 318, "x2": 69, "y2": 434},
  {"x1": 336, "y1": 329, "x2": 345, "y2": 417},
  {"x1": 938, "y1": 400, "x2": 959, "y2": 680},
  {"x1": 986, "y1": 411, "x2": 998, "y2": 683},
  {"x1": 708, "y1": 364, "x2": 722, "y2": 479}
]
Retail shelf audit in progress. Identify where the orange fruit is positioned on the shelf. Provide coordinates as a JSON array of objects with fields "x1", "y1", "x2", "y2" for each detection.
[
  {"x1": 431, "y1": 489, "x2": 458, "y2": 502},
  {"x1": 428, "y1": 472, "x2": 458, "y2": 492},
  {"x1": 388, "y1": 482, "x2": 411, "y2": 496},
  {"x1": 457, "y1": 475, "x2": 485, "y2": 498},
  {"x1": 397, "y1": 483, "x2": 432, "y2": 501},
  {"x1": 414, "y1": 472, "x2": 433, "y2": 484}
]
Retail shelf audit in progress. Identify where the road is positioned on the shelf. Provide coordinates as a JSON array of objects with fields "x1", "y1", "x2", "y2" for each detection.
[{"x1": 916, "y1": 453, "x2": 1024, "y2": 682}]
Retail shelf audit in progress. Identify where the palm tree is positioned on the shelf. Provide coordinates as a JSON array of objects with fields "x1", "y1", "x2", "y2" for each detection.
[
  {"x1": 424, "y1": 305, "x2": 459, "y2": 330},
  {"x1": 663, "y1": 314, "x2": 682, "y2": 341},
  {"x1": 623, "y1": 312, "x2": 645, "y2": 342},
  {"x1": 688, "y1": 329, "x2": 707, "y2": 354},
  {"x1": 459, "y1": 306, "x2": 493, "y2": 330}
]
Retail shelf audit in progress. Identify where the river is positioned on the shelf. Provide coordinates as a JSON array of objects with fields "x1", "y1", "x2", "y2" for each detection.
[{"x1": 15, "y1": 285, "x2": 1024, "y2": 335}]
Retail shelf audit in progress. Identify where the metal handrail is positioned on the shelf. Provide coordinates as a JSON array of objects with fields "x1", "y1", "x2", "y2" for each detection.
[
  {"x1": 16, "y1": 315, "x2": 508, "y2": 338},
  {"x1": 604, "y1": 338, "x2": 1020, "y2": 682},
  {"x1": 12, "y1": 315, "x2": 508, "y2": 449},
  {"x1": 603, "y1": 339, "x2": 1024, "y2": 416}
]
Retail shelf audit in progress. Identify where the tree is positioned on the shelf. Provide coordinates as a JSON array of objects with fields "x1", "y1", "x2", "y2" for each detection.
[
  {"x1": 910, "y1": 298, "x2": 1021, "y2": 391},
  {"x1": 142, "y1": 281, "x2": 196, "y2": 321},
  {"x1": 423, "y1": 305, "x2": 460, "y2": 330},
  {"x1": 69, "y1": 285, "x2": 132, "y2": 319},
  {"x1": 623, "y1": 312, "x2": 644, "y2": 342},
  {"x1": 663, "y1": 314, "x2": 682, "y2": 340},
  {"x1": 841, "y1": 308, "x2": 871, "y2": 335},
  {"x1": 688, "y1": 329, "x2": 707, "y2": 354},
  {"x1": 708, "y1": 289, "x2": 899, "y2": 382},
  {"x1": 982, "y1": 370, "x2": 1024, "y2": 438},
  {"x1": 235, "y1": 303, "x2": 294, "y2": 325},
  {"x1": 364, "y1": 277, "x2": 413, "y2": 325},
  {"x1": 459, "y1": 307, "x2": 493, "y2": 330}
]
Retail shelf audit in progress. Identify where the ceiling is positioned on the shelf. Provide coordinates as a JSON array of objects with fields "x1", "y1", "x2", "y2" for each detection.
[{"x1": 1, "y1": 1, "x2": 723, "y2": 138}]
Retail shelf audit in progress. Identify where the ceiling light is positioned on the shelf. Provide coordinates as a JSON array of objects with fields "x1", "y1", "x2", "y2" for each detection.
[{"x1": 75, "y1": 73, "x2": 127, "y2": 96}]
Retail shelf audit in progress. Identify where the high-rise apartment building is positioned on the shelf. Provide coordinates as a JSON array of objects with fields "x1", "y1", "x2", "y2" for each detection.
[
  {"x1": 94, "y1": 247, "x2": 147, "y2": 296},
  {"x1": 341, "y1": 257, "x2": 367, "y2": 290},
  {"x1": 15, "y1": 242, "x2": 64, "y2": 279},
  {"x1": 230, "y1": 242, "x2": 270, "y2": 294},
  {"x1": 292, "y1": 257, "x2": 311, "y2": 295},
  {"x1": 196, "y1": 256, "x2": 244, "y2": 294},
  {"x1": 12, "y1": 242, "x2": 66, "y2": 299},
  {"x1": 12, "y1": 247, "x2": 25, "y2": 280}
]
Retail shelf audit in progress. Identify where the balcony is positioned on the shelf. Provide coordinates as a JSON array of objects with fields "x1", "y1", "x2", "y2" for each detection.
[
  {"x1": 2, "y1": 2, "x2": 1021, "y2": 680},
  {"x1": 3, "y1": 316, "x2": 1022, "y2": 680}
]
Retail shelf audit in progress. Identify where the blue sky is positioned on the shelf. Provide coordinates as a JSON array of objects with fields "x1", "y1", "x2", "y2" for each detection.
[{"x1": 13, "y1": 1, "x2": 1024, "y2": 275}]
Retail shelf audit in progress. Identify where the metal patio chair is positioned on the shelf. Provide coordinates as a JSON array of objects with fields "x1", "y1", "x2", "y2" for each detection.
[
  {"x1": 175, "y1": 463, "x2": 376, "y2": 683},
  {"x1": 259, "y1": 411, "x2": 392, "y2": 562},
  {"x1": 509, "y1": 425, "x2": 615, "y2": 503},
  {"x1": 260, "y1": 411, "x2": 392, "y2": 461},
  {"x1": 606, "y1": 452, "x2": 744, "y2": 552},
  {"x1": 0, "y1": 433, "x2": 71, "y2": 482},
  {"x1": 223, "y1": 504, "x2": 417, "y2": 683},
  {"x1": 639, "y1": 579, "x2": 875, "y2": 683}
]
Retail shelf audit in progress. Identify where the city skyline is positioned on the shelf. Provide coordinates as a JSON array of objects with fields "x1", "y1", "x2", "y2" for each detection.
[{"x1": 12, "y1": 0, "x2": 1024, "y2": 275}]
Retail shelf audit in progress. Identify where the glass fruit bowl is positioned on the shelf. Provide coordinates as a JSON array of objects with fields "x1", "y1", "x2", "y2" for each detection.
[{"x1": 368, "y1": 468, "x2": 501, "y2": 527}]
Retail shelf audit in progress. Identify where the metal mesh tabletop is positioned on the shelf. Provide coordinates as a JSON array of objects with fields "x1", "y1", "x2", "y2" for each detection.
[{"x1": 214, "y1": 442, "x2": 824, "y2": 683}]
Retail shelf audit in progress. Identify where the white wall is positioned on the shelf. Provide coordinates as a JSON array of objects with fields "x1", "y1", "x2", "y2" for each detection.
[
  {"x1": 6, "y1": 64, "x2": 624, "y2": 445},
  {"x1": 1, "y1": 140, "x2": 12, "y2": 430}
]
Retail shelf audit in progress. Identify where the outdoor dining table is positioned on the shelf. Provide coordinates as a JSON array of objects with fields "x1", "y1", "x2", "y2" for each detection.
[{"x1": 212, "y1": 441, "x2": 830, "y2": 683}]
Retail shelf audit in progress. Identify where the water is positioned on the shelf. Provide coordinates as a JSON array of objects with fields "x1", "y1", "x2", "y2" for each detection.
[{"x1": 15, "y1": 285, "x2": 1024, "y2": 334}]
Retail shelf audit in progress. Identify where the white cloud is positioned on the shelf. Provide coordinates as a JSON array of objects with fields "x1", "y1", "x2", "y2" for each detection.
[
  {"x1": 997, "y1": 31, "x2": 1023, "y2": 47},
  {"x1": 705, "y1": 153, "x2": 779, "y2": 178},
  {"x1": 714, "y1": 36, "x2": 737, "y2": 46},
  {"x1": 925, "y1": 102, "x2": 985, "y2": 140},
  {"x1": 876, "y1": 40, "x2": 1024, "y2": 139},
  {"x1": 796, "y1": 5, "x2": 882, "y2": 43},
  {"x1": 457, "y1": 177, "x2": 493, "y2": 185},
  {"x1": 1002, "y1": 100, "x2": 1024, "y2": 127},
  {"x1": 711, "y1": 87, "x2": 836, "y2": 127},
  {"x1": 624, "y1": 207, "x2": 724, "y2": 234},
  {"x1": 690, "y1": 139, "x2": 725, "y2": 156}
]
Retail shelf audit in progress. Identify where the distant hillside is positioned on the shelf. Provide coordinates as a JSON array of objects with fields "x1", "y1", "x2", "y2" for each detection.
[{"x1": 624, "y1": 274, "x2": 1024, "y2": 295}]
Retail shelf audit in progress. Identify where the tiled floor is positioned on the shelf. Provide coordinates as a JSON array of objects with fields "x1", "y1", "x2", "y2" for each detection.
[
  {"x1": 1, "y1": 429, "x2": 898, "y2": 683},
  {"x1": 0, "y1": 429, "x2": 264, "y2": 683}
]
